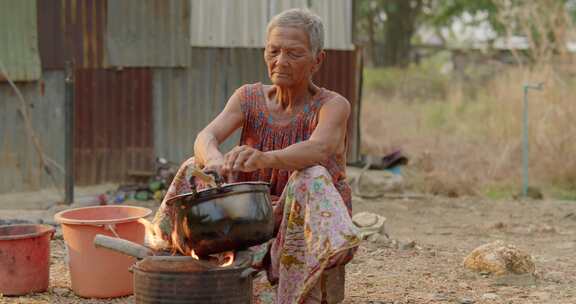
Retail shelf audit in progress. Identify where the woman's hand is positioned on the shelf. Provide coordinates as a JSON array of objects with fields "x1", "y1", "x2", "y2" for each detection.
[
  {"x1": 223, "y1": 145, "x2": 270, "y2": 173},
  {"x1": 203, "y1": 156, "x2": 225, "y2": 175}
]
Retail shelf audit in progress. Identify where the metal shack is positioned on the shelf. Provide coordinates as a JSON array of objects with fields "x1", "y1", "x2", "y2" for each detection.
[{"x1": 0, "y1": 0, "x2": 361, "y2": 194}]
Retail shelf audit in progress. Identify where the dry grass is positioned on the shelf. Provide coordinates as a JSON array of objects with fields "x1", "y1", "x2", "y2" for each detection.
[
  {"x1": 361, "y1": 65, "x2": 576, "y2": 199},
  {"x1": 361, "y1": 0, "x2": 576, "y2": 199}
]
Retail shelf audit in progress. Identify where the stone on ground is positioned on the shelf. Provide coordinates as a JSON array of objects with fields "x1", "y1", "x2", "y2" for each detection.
[
  {"x1": 352, "y1": 212, "x2": 387, "y2": 241},
  {"x1": 463, "y1": 241, "x2": 535, "y2": 276}
]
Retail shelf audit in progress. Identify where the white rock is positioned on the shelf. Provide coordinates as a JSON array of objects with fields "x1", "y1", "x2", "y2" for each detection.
[
  {"x1": 353, "y1": 212, "x2": 380, "y2": 227},
  {"x1": 352, "y1": 212, "x2": 387, "y2": 240}
]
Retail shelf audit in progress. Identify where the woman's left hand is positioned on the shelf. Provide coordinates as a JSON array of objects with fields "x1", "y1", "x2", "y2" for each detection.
[{"x1": 223, "y1": 145, "x2": 269, "y2": 173}]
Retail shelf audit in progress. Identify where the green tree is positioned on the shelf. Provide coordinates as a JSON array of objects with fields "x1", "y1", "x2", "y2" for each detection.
[
  {"x1": 356, "y1": 0, "x2": 386, "y2": 66},
  {"x1": 355, "y1": 0, "x2": 576, "y2": 67},
  {"x1": 381, "y1": 0, "x2": 424, "y2": 67},
  {"x1": 356, "y1": 0, "x2": 428, "y2": 67},
  {"x1": 428, "y1": 0, "x2": 501, "y2": 32}
]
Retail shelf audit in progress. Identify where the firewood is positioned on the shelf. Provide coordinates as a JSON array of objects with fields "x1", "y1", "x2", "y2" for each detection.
[{"x1": 93, "y1": 234, "x2": 153, "y2": 259}]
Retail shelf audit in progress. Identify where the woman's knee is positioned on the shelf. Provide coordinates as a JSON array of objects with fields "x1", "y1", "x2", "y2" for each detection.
[
  {"x1": 298, "y1": 165, "x2": 331, "y2": 180},
  {"x1": 286, "y1": 165, "x2": 332, "y2": 193}
]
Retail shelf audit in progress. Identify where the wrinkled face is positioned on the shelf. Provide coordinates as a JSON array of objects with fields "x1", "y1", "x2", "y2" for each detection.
[{"x1": 264, "y1": 27, "x2": 324, "y2": 87}]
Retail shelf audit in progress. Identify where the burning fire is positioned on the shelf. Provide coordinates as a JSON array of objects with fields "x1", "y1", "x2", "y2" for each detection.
[
  {"x1": 139, "y1": 218, "x2": 235, "y2": 267},
  {"x1": 190, "y1": 250, "x2": 235, "y2": 267},
  {"x1": 219, "y1": 251, "x2": 235, "y2": 267},
  {"x1": 138, "y1": 218, "x2": 169, "y2": 249}
]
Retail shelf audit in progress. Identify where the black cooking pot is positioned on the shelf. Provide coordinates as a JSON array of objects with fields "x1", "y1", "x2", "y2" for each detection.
[{"x1": 165, "y1": 172, "x2": 275, "y2": 256}]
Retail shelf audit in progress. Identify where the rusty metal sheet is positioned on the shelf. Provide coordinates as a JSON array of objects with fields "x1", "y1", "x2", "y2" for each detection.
[
  {"x1": 37, "y1": 0, "x2": 106, "y2": 69},
  {"x1": 313, "y1": 49, "x2": 362, "y2": 163},
  {"x1": 106, "y1": 0, "x2": 190, "y2": 67},
  {"x1": 0, "y1": 0, "x2": 41, "y2": 81},
  {"x1": 37, "y1": 0, "x2": 65, "y2": 69},
  {"x1": 74, "y1": 68, "x2": 154, "y2": 185},
  {"x1": 153, "y1": 48, "x2": 268, "y2": 163},
  {"x1": 0, "y1": 71, "x2": 65, "y2": 194}
]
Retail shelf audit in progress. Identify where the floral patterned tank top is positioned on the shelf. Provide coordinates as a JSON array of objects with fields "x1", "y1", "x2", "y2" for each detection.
[{"x1": 236, "y1": 83, "x2": 351, "y2": 212}]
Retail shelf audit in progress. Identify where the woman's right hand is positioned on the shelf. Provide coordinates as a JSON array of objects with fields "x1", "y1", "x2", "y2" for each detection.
[
  {"x1": 205, "y1": 156, "x2": 242, "y2": 183},
  {"x1": 203, "y1": 157, "x2": 226, "y2": 176}
]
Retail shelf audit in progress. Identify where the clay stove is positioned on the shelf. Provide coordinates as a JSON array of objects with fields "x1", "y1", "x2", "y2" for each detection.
[
  {"x1": 133, "y1": 253, "x2": 254, "y2": 303},
  {"x1": 94, "y1": 235, "x2": 255, "y2": 304}
]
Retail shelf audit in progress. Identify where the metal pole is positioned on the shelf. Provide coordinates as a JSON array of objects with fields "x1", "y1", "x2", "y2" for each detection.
[
  {"x1": 522, "y1": 86, "x2": 529, "y2": 197},
  {"x1": 522, "y1": 83, "x2": 543, "y2": 198},
  {"x1": 65, "y1": 61, "x2": 75, "y2": 205}
]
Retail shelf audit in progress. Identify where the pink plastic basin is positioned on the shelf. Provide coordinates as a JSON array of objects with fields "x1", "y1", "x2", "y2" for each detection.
[
  {"x1": 0, "y1": 224, "x2": 55, "y2": 296},
  {"x1": 54, "y1": 205, "x2": 151, "y2": 298}
]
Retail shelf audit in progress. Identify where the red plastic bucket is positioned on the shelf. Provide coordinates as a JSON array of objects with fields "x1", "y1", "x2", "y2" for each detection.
[
  {"x1": 54, "y1": 205, "x2": 151, "y2": 298},
  {"x1": 0, "y1": 224, "x2": 55, "y2": 296}
]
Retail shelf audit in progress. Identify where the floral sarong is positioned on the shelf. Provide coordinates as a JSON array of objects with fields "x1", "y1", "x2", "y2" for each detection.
[{"x1": 151, "y1": 159, "x2": 361, "y2": 304}]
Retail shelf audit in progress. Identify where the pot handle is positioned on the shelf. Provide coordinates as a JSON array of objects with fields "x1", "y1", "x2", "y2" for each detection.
[{"x1": 188, "y1": 168, "x2": 224, "y2": 194}]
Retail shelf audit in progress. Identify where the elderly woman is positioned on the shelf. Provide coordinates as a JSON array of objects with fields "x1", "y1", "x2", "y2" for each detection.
[{"x1": 152, "y1": 8, "x2": 360, "y2": 304}]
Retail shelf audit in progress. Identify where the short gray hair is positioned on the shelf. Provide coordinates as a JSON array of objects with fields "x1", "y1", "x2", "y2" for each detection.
[{"x1": 266, "y1": 8, "x2": 325, "y2": 55}]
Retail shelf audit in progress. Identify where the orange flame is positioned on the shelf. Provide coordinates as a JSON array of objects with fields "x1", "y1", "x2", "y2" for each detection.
[
  {"x1": 138, "y1": 218, "x2": 169, "y2": 250},
  {"x1": 169, "y1": 211, "x2": 194, "y2": 256},
  {"x1": 139, "y1": 212, "x2": 235, "y2": 267},
  {"x1": 190, "y1": 250, "x2": 235, "y2": 267},
  {"x1": 220, "y1": 251, "x2": 235, "y2": 267}
]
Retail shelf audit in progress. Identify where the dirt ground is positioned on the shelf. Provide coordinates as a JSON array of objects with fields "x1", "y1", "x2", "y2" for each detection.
[{"x1": 2, "y1": 193, "x2": 575, "y2": 304}]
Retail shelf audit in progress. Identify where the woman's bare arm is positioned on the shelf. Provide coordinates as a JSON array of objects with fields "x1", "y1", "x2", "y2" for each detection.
[
  {"x1": 265, "y1": 96, "x2": 350, "y2": 169},
  {"x1": 194, "y1": 90, "x2": 244, "y2": 168}
]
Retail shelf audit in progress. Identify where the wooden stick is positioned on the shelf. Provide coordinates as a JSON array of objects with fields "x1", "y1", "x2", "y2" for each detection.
[{"x1": 93, "y1": 234, "x2": 153, "y2": 259}]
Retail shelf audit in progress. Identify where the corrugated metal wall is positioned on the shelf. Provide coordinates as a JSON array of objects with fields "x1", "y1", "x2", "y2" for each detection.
[
  {"x1": 269, "y1": 0, "x2": 308, "y2": 16},
  {"x1": 37, "y1": 0, "x2": 107, "y2": 69},
  {"x1": 190, "y1": 0, "x2": 268, "y2": 48},
  {"x1": 37, "y1": 0, "x2": 65, "y2": 69},
  {"x1": 153, "y1": 48, "x2": 268, "y2": 163},
  {"x1": 106, "y1": 0, "x2": 190, "y2": 67},
  {"x1": 0, "y1": 0, "x2": 41, "y2": 81},
  {"x1": 310, "y1": 0, "x2": 354, "y2": 51},
  {"x1": 313, "y1": 49, "x2": 362, "y2": 162},
  {"x1": 190, "y1": 0, "x2": 354, "y2": 50},
  {"x1": 0, "y1": 71, "x2": 65, "y2": 193},
  {"x1": 63, "y1": 0, "x2": 107, "y2": 68},
  {"x1": 1, "y1": 1, "x2": 361, "y2": 193},
  {"x1": 74, "y1": 69, "x2": 154, "y2": 185}
]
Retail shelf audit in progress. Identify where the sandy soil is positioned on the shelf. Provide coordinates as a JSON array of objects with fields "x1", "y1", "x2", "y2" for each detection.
[
  {"x1": 2, "y1": 196, "x2": 575, "y2": 304},
  {"x1": 345, "y1": 196, "x2": 576, "y2": 304}
]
